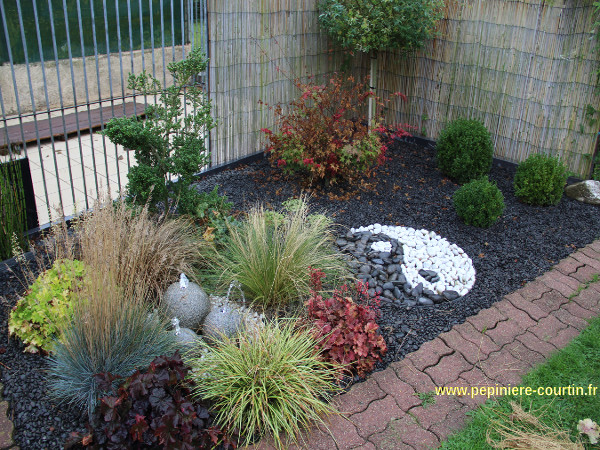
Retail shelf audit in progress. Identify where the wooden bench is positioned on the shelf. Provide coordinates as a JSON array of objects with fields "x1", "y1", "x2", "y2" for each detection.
[{"x1": 0, "y1": 102, "x2": 146, "y2": 149}]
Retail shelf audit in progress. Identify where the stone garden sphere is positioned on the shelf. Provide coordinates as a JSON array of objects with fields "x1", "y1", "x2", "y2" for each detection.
[
  {"x1": 163, "y1": 281, "x2": 211, "y2": 330},
  {"x1": 202, "y1": 304, "x2": 244, "y2": 344},
  {"x1": 173, "y1": 327, "x2": 203, "y2": 353}
]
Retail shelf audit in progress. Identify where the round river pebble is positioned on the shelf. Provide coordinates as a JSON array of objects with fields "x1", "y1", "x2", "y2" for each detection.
[{"x1": 336, "y1": 224, "x2": 476, "y2": 306}]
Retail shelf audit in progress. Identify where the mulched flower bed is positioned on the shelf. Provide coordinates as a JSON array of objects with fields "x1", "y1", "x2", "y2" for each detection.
[{"x1": 1, "y1": 138, "x2": 599, "y2": 449}]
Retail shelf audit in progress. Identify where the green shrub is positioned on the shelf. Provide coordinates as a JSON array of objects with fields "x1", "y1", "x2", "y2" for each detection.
[
  {"x1": 188, "y1": 320, "x2": 341, "y2": 449},
  {"x1": 9, "y1": 259, "x2": 87, "y2": 354},
  {"x1": 436, "y1": 118, "x2": 494, "y2": 184},
  {"x1": 194, "y1": 185, "x2": 240, "y2": 244},
  {"x1": 46, "y1": 271, "x2": 176, "y2": 416},
  {"x1": 453, "y1": 177, "x2": 505, "y2": 228},
  {"x1": 0, "y1": 159, "x2": 27, "y2": 260},
  {"x1": 513, "y1": 154, "x2": 568, "y2": 206},
  {"x1": 102, "y1": 47, "x2": 215, "y2": 214},
  {"x1": 203, "y1": 197, "x2": 347, "y2": 308}
]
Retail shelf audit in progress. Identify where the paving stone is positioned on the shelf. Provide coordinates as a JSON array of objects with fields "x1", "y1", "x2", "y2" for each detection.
[
  {"x1": 572, "y1": 264, "x2": 600, "y2": 284},
  {"x1": 352, "y1": 395, "x2": 404, "y2": 439},
  {"x1": 391, "y1": 359, "x2": 438, "y2": 396},
  {"x1": 369, "y1": 415, "x2": 439, "y2": 450},
  {"x1": 425, "y1": 353, "x2": 471, "y2": 386},
  {"x1": 563, "y1": 300, "x2": 597, "y2": 321},
  {"x1": 504, "y1": 340, "x2": 545, "y2": 370},
  {"x1": 318, "y1": 414, "x2": 366, "y2": 450},
  {"x1": 371, "y1": 368, "x2": 422, "y2": 412},
  {"x1": 428, "y1": 405, "x2": 469, "y2": 442},
  {"x1": 555, "y1": 256, "x2": 584, "y2": 276},
  {"x1": 516, "y1": 331, "x2": 558, "y2": 358},
  {"x1": 479, "y1": 350, "x2": 525, "y2": 387},
  {"x1": 537, "y1": 270, "x2": 580, "y2": 298},
  {"x1": 492, "y1": 300, "x2": 537, "y2": 331},
  {"x1": 571, "y1": 287, "x2": 600, "y2": 314},
  {"x1": 0, "y1": 402, "x2": 13, "y2": 450},
  {"x1": 485, "y1": 317, "x2": 528, "y2": 348},
  {"x1": 532, "y1": 290, "x2": 569, "y2": 314},
  {"x1": 438, "y1": 328, "x2": 492, "y2": 366},
  {"x1": 551, "y1": 325, "x2": 581, "y2": 349},
  {"x1": 446, "y1": 376, "x2": 489, "y2": 409},
  {"x1": 571, "y1": 251, "x2": 600, "y2": 272},
  {"x1": 580, "y1": 246, "x2": 600, "y2": 261},
  {"x1": 517, "y1": 280, "x2": 551, "y2": 301},
  {"x1": 408, "y1": 394, "x2": 465, "y2": 431},
  {"x1": 406, "y1": 338, "x2": 453, "y2": 372},
  {"x1": 588, "y1": 240, "x2": 600, "y2": 254},
  {"x1": 504, "y1": 292, "x2": 548, "y2": 321},
  {"x1": 335, "y1": 379, "x2": 386, "y2": 415},
  {"x1": 553, "y1": 307, "x2": 590, "y2": 331},
  {"x1": 454, "y1": 322, "x2": 501, "y2": 356},
  {"x1": 351, "y1": 441, "x2": 376, "y2": 449},
  {"x1": 528, "y1": 314, "x2": 567, "y2": 342},
  {"x1": 588, "y1": 281, "x2": 600, "y2": 295},
  {"x1": 466, "y1": 307, "x2": 506, "y2": 333}
]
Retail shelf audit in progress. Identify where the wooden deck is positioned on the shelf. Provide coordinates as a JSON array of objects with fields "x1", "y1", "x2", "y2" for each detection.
[{"x1": 0, "y1": 102, "x2": 146, "y2": 149}]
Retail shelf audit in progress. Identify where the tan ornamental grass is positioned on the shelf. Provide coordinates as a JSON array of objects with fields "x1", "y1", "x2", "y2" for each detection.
[
  {"x1": 486, "y1": 401, "x2": 584, "y2": 450},
  {"x1": 47, "y1": 195, "x2": 201, "y2": 301}
]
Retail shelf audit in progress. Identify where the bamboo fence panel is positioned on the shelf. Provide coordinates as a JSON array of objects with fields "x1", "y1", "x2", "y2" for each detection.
[
  {"x1": 207, "y1": 0, "x2": 369, "y2": 167},
  {"x1": 208, "y1": 0, "x2": 600, "y2": 177},
  {"x1": 379, "y1": 0, "x2": 600, "y2": 177}
]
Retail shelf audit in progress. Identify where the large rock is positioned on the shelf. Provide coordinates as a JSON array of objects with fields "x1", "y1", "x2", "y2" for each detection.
[
  {"x1": 202, "y1": 304, "x2": 244, "y2": 344},
  {"x1": 163, "y1": 276, "x2": 210, "y2": 330},
  {"x1": 565, "y1": 180, "x2": 600, "y2": 205}
]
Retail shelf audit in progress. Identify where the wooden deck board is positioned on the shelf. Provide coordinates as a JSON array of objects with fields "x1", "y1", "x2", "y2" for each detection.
[{"x1": 0, "y1": 102, "x2": 146, "y2": 148}]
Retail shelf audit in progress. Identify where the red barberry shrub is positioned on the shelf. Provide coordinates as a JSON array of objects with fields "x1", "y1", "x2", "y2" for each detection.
[
  {"x1": 306, "y1": 267, "x2": 387, "y2": 378},
  {"x1": 262, "y1": 73, "x2": 410, "y2": 184},
  {"x1": 71, "y1": 352, "x2": 236, "y2": 449}
]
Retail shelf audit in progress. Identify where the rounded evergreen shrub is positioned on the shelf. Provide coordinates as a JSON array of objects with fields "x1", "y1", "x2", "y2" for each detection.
[
  {"x1": 436, "y1": 118, "x2": 494, "y2": 184},
  {"x1": 513, "y1": 154, "x2": 567, "y2": 206},
  {"x1": 453, "y1": 177, "x2": 505, "y2": 228}
]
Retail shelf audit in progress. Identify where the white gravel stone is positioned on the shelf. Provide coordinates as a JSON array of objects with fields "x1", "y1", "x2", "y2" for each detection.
[{"x1": 351, "y1": 224, "x2": 476, "y2": 296}]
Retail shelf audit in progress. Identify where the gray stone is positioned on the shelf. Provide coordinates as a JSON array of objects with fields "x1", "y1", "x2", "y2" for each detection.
[
  {"x1": 430, "y1": 294, "x2": 445, "y2": 304},
  {"x1": 368, "y1": 288, "x2": 377, "y2": 298},
  {"x1": 336, "y1": 238, "x2": 348, "y2": 246},
  {"x1": 379, "y1": 252, "x2": 391, "y2": 259},
  {"x1": 163, "y1": 281, "x2": 210, "y2": 330},
  {"x1": 371, "y1": 258, "x2": 385, "y2": 265},
  {"x1": 203, "y1": 304, "x2": 244, "y2": 344},
  {"x1": 173, "y1": 327, "x2": 202, "y2": 352},
  {"x1": 404, "y1": 299, "x2": 417, "y2": 307},
  {"x1": 382, "y1": 282, "x2": 395, "y2": 291},
  {"x1": 359, "y1": 264, "x2": 371, "y2": 274},
  {"x1": 418, "y1": 297, "x2": 434, "y2": 306},
  {"x1": 565, "y1": 180, "x2": 600, "y2": 205},
  {"x1": 383, "y1": 289, "x2": 394, "y2": 298},
  {"x1": 442, "y1": 290, "x2": 460, "y2": 301},
  {"x1": 411, "y1": 282, "x2": 424, "y2": 297},
  {"x1": 387, "y1": 264, "x2": 398, "y2": 274},
  {"x1": 393, "y1": 287, "x2": 403, "y2": 299}
]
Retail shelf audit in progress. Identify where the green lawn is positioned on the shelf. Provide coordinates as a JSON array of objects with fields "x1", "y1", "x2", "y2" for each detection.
[{"x1": 441, "y1": 313, "x2": 600, "y2": 449}]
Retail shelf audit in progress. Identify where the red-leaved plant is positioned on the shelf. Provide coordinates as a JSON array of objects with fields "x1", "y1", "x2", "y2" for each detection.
[
  {"x1": 305, "y1": 267, "x2": 387, "y2": 378},
  {"x1": 261, "y1": 73, "x2": 411, "y2": 185}
]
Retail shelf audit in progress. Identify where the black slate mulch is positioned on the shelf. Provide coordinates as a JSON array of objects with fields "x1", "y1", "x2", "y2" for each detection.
[{"x1": 1, "y1": 138, "x2": 599, "y2": 449}]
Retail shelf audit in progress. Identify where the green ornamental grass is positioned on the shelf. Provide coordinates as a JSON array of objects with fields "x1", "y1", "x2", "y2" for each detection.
[
  {"x1": 203, "y1": 197, "x2": 348, "y2": 308},
  {"x1": 188, "y1": 320, "x2": 342, "y2": 449}
]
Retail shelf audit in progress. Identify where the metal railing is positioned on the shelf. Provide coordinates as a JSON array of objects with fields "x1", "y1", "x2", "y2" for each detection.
[{"x1": 0, "y1": 0, "x2": 208, "y2": 229}]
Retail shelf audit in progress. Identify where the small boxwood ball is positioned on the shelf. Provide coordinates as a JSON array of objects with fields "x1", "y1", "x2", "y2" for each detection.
[
  {"x1": 513, "y1": 153, "x2": 567, "y2": 206},
  {"x1": 453, "y1": 177, "x2": 505, "y2": 228},
  {"x1": 163, "y1": 281, "x2": 210, "y2": 330},
  {"x1": 436, "y1": 118, "x2": 494, "y2": 184}
]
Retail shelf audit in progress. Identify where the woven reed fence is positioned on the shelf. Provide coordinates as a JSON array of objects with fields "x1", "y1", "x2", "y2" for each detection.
[{"x1": 208, "y1": 0, "x2": 600, "y2": 177}]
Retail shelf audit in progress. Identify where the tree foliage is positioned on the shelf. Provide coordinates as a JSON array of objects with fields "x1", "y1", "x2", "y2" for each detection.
[{"x1": 318, "y1": 0, "x2": 445, "y2": 53}]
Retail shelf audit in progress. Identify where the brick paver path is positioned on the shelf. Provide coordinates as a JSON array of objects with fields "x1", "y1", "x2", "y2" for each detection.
[{"x1": 250, "y1": 240, "x2": 600, "y2": 449}]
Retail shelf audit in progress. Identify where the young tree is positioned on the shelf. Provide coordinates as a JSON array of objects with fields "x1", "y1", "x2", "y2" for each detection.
[
  {"x1": 318, "y1": 0, "x2": 444, "y2": 121},
  {"x1": 103, "y1": 47, "x2": 214, "y2": 214}
]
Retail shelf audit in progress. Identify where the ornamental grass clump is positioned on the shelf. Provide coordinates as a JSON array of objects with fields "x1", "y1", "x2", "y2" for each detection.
[
  {"x1": 453, "y1": 177, "x2": 505, "y2": 228},
  {"x1": 188, "y1": 320, "x2": 341, "y2": 449},
  {"x1": 436, "y1": 118, "x2": 494, "y2": 184},
  {"x1": 49, "y1": 196, "x2": 201, "y2": 300},
  {"x1": 46, "y1": 270, "x2": 176, "y2": 416},
  {"x1": 513, "y1": 154, "x2": 567, "y2": 206},
  {"x1": 203, "y1": 196, "x2": 348, "y2": 308}
]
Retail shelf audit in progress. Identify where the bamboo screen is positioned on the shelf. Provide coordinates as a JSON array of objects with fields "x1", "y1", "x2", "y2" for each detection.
[
  {"x1": 208, "y1": 0, "x2": 600, "y2": 177},
  {"x1": 379, "y1": 0, "x2": 600, "y2": 177},
  {"x1": 206, "y1": 0, "x2": 369, "y2": 167}
]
